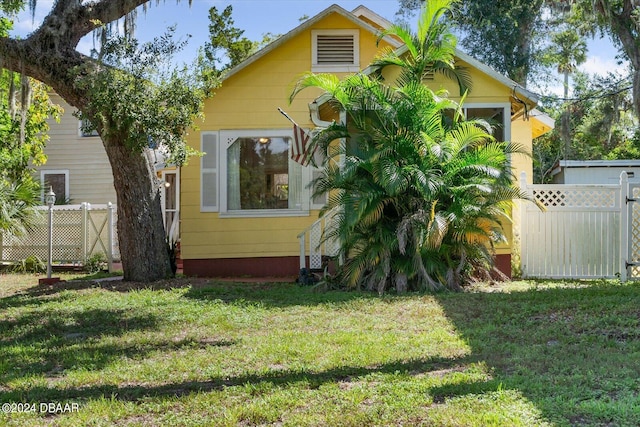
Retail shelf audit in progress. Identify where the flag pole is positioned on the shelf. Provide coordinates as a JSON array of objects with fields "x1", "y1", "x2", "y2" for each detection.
[{"x1": 278, "y1": 107, "x2": 296, "y2": 126}]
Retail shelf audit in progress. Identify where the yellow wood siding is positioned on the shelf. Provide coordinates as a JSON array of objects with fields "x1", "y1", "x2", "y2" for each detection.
[
  {"x1": 180, "y1": 8, "x2": 537, "y2": 264},
  {"x1": 181, "y1": 11, "x2": 393, "y2": 261},
  {"x1": 37, "y1": 94, "x2": 117, "y2": 204}
]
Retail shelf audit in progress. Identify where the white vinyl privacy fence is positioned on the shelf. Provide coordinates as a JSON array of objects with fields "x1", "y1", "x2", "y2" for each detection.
[
  {"x1": 0, "y1": 203, "x2": 119, "y2": 269},
  {"x1": 520, "y1": 172, "x2": 640, "y2": 281}
]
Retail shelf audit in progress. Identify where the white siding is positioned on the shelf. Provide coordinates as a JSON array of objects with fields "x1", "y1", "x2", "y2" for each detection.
[
  {"x1": 36, "y1": 94, "x2": 117, "y2": 205},
  {"x1": 559, "y1": 167, "x2": 640, "y2": 185}
]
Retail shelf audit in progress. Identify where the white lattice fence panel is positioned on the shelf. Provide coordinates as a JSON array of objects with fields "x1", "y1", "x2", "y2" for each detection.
[
  {"x1": 324, "y1": 209, "x2": 340, "y2": 257},
  {"x1": 1, "y1": 208, "x2": 84, "y2": 262},
  {"x1": 531, "y1": 186, "x2": 618, "y2": 209},
  {"x1": 629, "y1": 186, "x2": 640, "y2": 279},
  {"x1": 0, "y1": 204, "x2": 119, "y2": 264},
  {"x1": 522, "y1": 184, "x2": 622, "y2": 279},
  {"x1": 309, "y1": 221, "x2": 323, "y2": 269}
]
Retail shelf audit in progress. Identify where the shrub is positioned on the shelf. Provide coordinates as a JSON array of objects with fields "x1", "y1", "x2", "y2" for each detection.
[
  {"x1": 84, "y1": 252, "x2": 107, "y2": 274},
  {"x1": 12, "y1": 255, "x2": 46, "y2": 273}
]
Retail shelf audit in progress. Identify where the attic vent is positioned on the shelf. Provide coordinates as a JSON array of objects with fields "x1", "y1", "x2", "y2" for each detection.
[
  {"x1": 316, "y1": 34, "x2": 354, "y2": 64},
  {"x1": 312, "y1": 30, "x2": 359, "y2": 71},
  {"x1": 423, "y1": 70, "x2": 435, "y2": 81}
]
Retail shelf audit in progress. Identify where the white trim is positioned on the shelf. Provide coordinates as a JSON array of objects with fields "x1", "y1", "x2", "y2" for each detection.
[
  {"x1": 161, "y1": 169, "x2": 180, "y2": 241},
  {"x1": 462, "y1": 102, "x2": 512, "y2": 142},
  {"x1": 351, "y1": 5, "x2": 393, "y2": 30},
  {"x1": 219, "y1": 129, "x2": 311, "y2": 217},
  {"x1": 219, "y1": 210, "x2": 310, "y2": 219},
  {"x1": 40, "y1": 169, "x2": 70, "y2": 202},
  {"x1": 531, "y1": 108, "x2": 555, "y2": 129},
  {"x1": 462, "y1": 103, "x2": 512, "y2": 171},
  {"x1": 312, "y1": 29, "x2": 360, "y2": 72}
]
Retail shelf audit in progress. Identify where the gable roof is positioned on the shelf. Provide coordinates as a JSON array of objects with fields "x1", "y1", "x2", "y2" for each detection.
[
  {"x1": 221, "y1": 4, "x2": 402, "y2": 83},
  {"x1": 219, "y1": 4, "x2": 549, "y2": 126}
]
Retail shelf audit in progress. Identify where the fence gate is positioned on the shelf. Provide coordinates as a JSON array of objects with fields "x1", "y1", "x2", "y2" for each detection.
[
  {"x1": 623, "y1": 181, "x2": 640, "y2": 280},
  {"x1": 0, "y1": 203, "x2": 119, "y2": 269},
  {"x1": 520, "y1": 172, "x2": 640, "y2": 281}
]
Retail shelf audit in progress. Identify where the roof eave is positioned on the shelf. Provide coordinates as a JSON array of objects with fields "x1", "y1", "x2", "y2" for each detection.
[{"x1": 219, "y1": 4, "x2": 402, "y2": 84}]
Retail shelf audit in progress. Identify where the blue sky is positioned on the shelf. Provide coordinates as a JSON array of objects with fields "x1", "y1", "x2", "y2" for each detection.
[{"x1": 10, "y1": 0, "x2": 625, "y2": 95}]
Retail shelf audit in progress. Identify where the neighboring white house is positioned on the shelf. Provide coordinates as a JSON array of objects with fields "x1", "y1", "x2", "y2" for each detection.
[
  {"x1": 37, "y1": 93, "x2": 179, "y2": 241},
  {"x1": 36, "y1": 93, "x2": 117, "y2": 204},
  {"x1": 551, "y1": 160, "x2": 640, "y2": 184}
]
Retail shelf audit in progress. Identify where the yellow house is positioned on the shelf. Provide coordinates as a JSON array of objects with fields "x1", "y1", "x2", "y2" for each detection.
[{"x1": 180, "y1": 4, "x2": 553, "y2": 278}]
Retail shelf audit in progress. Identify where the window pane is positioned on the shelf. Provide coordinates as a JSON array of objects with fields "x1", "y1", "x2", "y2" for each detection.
[
  {"x1": 466, "y1": 107, "x2": 505, "y2": 141},
  {"x1": 227, "y1": 136, "x2": 291, "y2": 210},
  {"x1": 43, "y1": 173, "x2": 66, "y2": 203},
  {"x1": 164, "y1": 173, "x2": 177, "y2": 210}
]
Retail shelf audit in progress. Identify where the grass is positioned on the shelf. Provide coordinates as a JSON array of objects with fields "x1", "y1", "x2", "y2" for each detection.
[{"x1": 1, "y1": 273, "x2": 640, "y2": 426}]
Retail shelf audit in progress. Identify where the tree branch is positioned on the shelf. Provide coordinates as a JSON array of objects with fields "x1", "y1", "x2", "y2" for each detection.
[{"x1": 28, "y1": 0, "x2": 153, "y2": 48}]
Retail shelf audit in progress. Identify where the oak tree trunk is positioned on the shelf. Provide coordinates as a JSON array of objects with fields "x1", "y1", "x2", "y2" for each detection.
[{"x1": 103, "y1": 141, "x2": 173, "y2": 281}]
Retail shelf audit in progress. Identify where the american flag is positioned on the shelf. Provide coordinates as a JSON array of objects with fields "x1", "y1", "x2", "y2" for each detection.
[{"x1": 291, "y1": 122, "x2": 314, "y2": 166}]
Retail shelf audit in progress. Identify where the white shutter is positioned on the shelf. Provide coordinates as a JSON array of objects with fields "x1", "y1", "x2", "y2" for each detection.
[{"x1": 201, "y1": 132, "x2": 218, "y2": 212}]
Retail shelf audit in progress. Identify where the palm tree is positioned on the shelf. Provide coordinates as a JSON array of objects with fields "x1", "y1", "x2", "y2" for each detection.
[
  {"x1": 0, "y1": 177, "x2": 41, "y2": 238},
  {"x1": 290, "y1": 0, "x2": 531, "y2": 292},
  {"x1": 370, "y1": 0, "x2": 472, "y2": 95},
  {"x1": 544, "y1": 29, "x2": 588, "y2": 158}
]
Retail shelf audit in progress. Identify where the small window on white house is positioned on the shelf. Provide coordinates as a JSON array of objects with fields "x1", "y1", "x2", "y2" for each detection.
[
  {"x1": 79, "y1": 119, "x2": 99, "y2": 137},
  {"x1": 41, "y1": 170, "x2": 69, "y2": 204},
  {"x1": 312, "y1": 29, "x2": 359, "y2": 72}
]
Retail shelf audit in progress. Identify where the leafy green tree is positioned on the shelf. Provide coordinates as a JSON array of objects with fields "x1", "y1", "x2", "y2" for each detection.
[
  {"x1": 198, "y1": 5, "x2": 280, "y2": 90},
  {"x1": 0, "y1": 70, "x2": 61, "y2": 181},
  {"x1": 291, "y1": 0, "x2": 529, "y2": 292},
  {"x1": 0, "y1": 18, "x2": 60, "y2": 237},
  {"x1": 197, "y1": 5, "x2": 253, "y2": 90},
  {"x1": 574, "y1": 0, "x2": 640, "y2": 116},
  {"x1": 0, "y1": 1, "x2": 203, "y2": 281},
  {"x1": 533, "y1": 71, "x2": 637, "y2": 182},
  {"x1": 571, "y1": 72, "x2": 636, "y2": 157},
  {"x1": 396, "y1": 0, "x2": 550, "y2": 87}
]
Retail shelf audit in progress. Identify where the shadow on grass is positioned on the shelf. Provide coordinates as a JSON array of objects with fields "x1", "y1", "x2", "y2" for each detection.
[
  {"x1": 432, "y1": 281, "x2": 640, "y2": 425},
  {"x1": 0, "y1": 306, "x2": 168, "y2": 384},
  {"x1": 183, "y1": 280, "x2": 378, "y2": 308},
  {"x1": 0, "y1": 302, "x2": 238, "y2": 391},
  {"x1": 6, "y1": 278, "x2": 640, "y2": 425},
  {"x1": 8, "y1": 277, "x2": 371, "y2": 309},
  {"x1": 1, "y1": 354, "x2": 465, "y2": 403}
]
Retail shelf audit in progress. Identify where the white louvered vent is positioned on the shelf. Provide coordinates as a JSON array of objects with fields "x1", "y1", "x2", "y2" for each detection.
[
  {"x1": 312, "y1": 30, "x2": 359, "y2": 71},
  {"x1": 316, "y1": 34, "x2": 354, "y2": 64}
]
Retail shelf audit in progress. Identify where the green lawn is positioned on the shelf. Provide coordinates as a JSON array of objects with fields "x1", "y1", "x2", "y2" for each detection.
[{"x1": 1, "y1": 273, "x2": 640, "y2": 426}]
